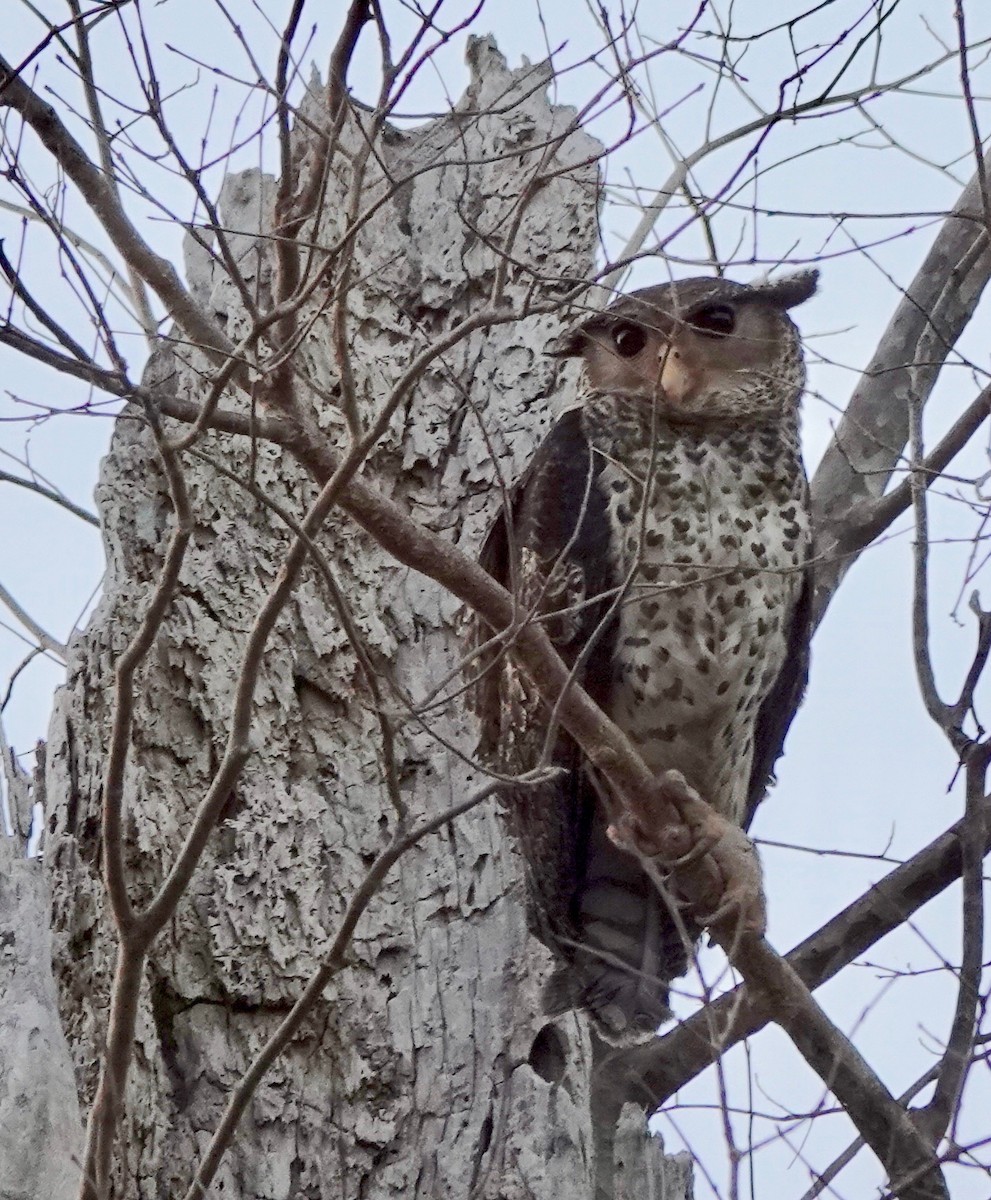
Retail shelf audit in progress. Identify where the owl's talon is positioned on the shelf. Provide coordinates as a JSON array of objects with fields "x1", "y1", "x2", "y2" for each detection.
[
  {"x1": 698, "y1": 886, "x2": 756, "y2": 932},
  {"x1": 662, "y1": 829, "x2": 719, "y2": 869},
  {"x1": 615, "y1": 772, "x2": 767, "y2": 936}
]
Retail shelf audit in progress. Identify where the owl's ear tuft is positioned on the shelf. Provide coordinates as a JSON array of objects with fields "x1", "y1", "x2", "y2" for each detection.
[{"x1": 748, "y1": 269, "x2": 819, "y2": 311}]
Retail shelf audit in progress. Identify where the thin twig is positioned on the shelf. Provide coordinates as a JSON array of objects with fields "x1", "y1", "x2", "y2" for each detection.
[
  {"x1": 954, "y1": 0, "x2": 991, "y2": 239},
  {"x1": 0, "y1": 197, "x2": 150, "y2": 322},
  {"x1": 0, "y1": 239, "x2": 92, "y2": 362},
  {"x1": 0, "y1": 580, "x2": 67, "y2": 661},
  {"x1": 67, "y1": 0, "x2": 158, "y2": 343},
  {"x1": 0, "y1": 466, "x2": 99, "y2": 526},
  {"x1": 0, "y1": 53, "x2": 234, "y2": 364},
  {"x1": 912, "y1": 748, "x2": 989, "y2": 1146}
]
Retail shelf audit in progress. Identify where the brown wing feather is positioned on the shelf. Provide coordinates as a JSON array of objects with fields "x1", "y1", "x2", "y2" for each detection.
[
  {"x1": 475, "y1": 405, "x2": 616, "y2": 742},
  {"x1": 474, "y1": 406, "x2": 618, "y2": 953}
]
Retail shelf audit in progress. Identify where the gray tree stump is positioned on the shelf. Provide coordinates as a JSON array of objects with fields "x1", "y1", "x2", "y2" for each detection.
[{"x1": 39, "y1": 39, "x2": 690, "y2": 1199}]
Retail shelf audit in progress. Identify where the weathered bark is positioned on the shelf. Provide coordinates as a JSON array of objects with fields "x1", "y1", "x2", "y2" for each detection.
[
  {"x1": 0, "y1": 839, "x2": 83, "y2": 1200},
  {"x1": 41, "y1": 40, "x2": 689, "y2": 1200}
]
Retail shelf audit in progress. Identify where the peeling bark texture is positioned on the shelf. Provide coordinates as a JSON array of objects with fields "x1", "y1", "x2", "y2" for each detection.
[
  {"x1": 612, "y1": 1106, "x2": 693, "y2": 1200},
  {"x1": 0, "y1": 840, "x2": 83, "y2": 1200},
  {"x1": 43, "y1": 39, "x2": 689, "y2": 1199}
]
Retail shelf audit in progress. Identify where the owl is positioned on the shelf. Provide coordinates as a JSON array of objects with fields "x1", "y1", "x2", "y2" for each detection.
[{"x1": 477, "y1": 271, "x2": 818, "y2": 1043}]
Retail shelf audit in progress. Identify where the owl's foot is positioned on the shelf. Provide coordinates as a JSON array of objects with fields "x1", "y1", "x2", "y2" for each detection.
[{"x1": 606, "y1": 769, "x2": 767, "y2": 939}]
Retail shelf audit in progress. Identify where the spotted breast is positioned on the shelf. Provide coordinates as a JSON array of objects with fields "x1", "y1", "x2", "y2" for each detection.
[{"x1": 586, "y1": 396, "x2": 809, "y2": 824}]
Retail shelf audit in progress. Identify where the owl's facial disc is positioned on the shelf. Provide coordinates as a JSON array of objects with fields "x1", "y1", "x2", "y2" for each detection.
[
  {"x1": 549, "y1": 274, "x2": 814, "y2": 418},
  {"x1": 587, "y1": 315, "x2": 722, "y2": 410}
]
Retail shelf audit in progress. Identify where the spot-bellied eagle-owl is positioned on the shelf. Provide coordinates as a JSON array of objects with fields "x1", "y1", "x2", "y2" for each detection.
[{"x1": 477, "y1": 271, "x2": 817, "y2": 1044}]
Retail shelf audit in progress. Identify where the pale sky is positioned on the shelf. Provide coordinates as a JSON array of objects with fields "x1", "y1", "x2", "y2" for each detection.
[{"x1": 2, "y1": 3, "x2": 990, "y2": 1197}]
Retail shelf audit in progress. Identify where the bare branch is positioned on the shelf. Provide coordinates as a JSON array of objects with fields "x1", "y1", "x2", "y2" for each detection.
[
  {"x1": 840, "y1": 383, "x2": 991, "y2": 560},
  {"x1": 909, "y1": 375, "x2": 952, "y2": 731},
  {"x1": 812, "y1": 148, "x2": 991, "y2": 625},
  {"x1": 800, "y1": 1061, "x2": 945, "y2": 1200},
  {"x1": 738, "y1": 934, "x2": 945, "y2": 1200},
  {"x1": 269, "y1": 1, "x2": 372, "y2": 412},
  {"x1": 328, "y1": 0, "x2": 372, "y2": 123},
  {"x1": 0, "y1": 580, "x2": 67, "y2": 662},
  {"x1": 0, "y1": 321, "x2": 132, "y2": 395},
  {"x1": 954, "y1": 0, "x2": 991, "y2": 239},
  {"x1": 0, "y1": 240, "x2": 92, "y2": 363},
  {"x1": 66, "y1": 0, "x2": 158, "y2": 343},
  {"x1": 602, "y1": 46, "x2": 975, "y2": 297},
  {"x1": 0, "y1": 197, "x2": 149, "y2": 321},
  {"x1": 0, "y1": 52, "x2": 233, "y2": 363},
  {"x1": 912, "y1": 749, "x2": 987, "y2": 1146},
  {"x1": 612, "y1": 798, "x2": 991, "y2": 1111}
]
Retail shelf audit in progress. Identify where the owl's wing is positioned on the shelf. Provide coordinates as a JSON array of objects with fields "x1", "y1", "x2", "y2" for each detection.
[
  {"x1": 474, "y1": 404, "x2": 620, "y2": 944},
  {"x1": 743, "y1": 562, "x2": 813, "y2": 829},
  {"x1": 476, "y1": 404, "x2": 616, "y2": 737}
]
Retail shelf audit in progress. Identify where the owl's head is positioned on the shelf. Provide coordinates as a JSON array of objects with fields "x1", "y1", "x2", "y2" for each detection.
[{"x1": 550, "y1": 271, "x2": 818, "y2": 421}]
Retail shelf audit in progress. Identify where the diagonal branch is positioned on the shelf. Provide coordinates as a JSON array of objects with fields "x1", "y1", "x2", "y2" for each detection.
[
  {"x1": 837, "y1": 382, "x2": 991, "y2": 564},
  {"x1": 0, "y1": 467, "x2": 99, "y2": 521},
  {"x1": 0, "y1": 580, "x2": 67, "y2": 661},
  {"x1": 0, "y1": 53, "x2": 233, "y2": 364}
]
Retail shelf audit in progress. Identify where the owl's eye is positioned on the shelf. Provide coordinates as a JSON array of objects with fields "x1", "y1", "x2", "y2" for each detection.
[
  {"x1": 612, "y1": 323, "x2": 647, "y2": 357},
  {"x1": 689, "y1": 304, "x2": 736, "y2": 337}
]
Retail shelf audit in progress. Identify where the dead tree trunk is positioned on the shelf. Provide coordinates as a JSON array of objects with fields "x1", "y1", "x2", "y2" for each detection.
[
  {"x1": 40, "y1": 40, "x2": 690, "y2": 1200},
  {"x1": 0, "y1": 821, "x2": 82, "y2": 1200}
]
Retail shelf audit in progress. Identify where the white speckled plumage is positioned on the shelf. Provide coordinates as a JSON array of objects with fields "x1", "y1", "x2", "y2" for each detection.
[{"x1": 588, "y1": 401, "x2": 809, "y2": 823}]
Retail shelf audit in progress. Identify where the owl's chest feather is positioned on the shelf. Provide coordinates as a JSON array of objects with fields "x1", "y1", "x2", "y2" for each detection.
[{"x1": 588, "y1": 410, "x2": 809, "y2": 819}]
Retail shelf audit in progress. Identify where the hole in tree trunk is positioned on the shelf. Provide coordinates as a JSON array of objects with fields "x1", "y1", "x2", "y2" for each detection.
[{"x1": 528, "y1": 1023, "x2": 567, "y2": 1084}]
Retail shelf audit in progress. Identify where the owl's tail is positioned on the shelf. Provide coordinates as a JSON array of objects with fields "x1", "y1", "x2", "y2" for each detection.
[{"x1": 542, "y1": 821, "x2": 697, "y2": 1045}]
